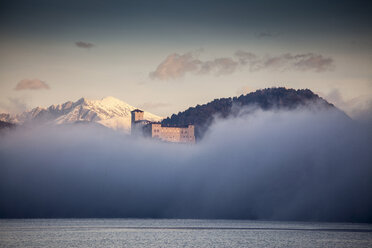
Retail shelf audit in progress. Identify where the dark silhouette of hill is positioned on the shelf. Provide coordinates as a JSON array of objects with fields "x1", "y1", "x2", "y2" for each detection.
[{"x1": 162, "y1": 87, "x2": 335, "y2": 140}]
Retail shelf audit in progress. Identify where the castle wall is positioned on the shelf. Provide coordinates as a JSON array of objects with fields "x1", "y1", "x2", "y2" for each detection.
[
  {"x1": 131, "y1": 109, "x2": 195, "y2": 143},
  {"x1": 151, "y1": 123, "x2": 195, "y2": 143}
]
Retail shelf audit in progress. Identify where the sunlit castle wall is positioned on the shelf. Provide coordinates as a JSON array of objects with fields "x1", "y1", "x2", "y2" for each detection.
[
  {"x1": 151, "y1": 123, "x2": 195, "y2": 143},
  {"x1": 131, "y1": 109, "x2": 195, "y2": 143}
]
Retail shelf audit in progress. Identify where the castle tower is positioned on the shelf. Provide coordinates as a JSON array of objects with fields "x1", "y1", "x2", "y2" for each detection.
[
  {"x1": 131, "y1": 109, "x2": 144, "y2": 134},
  {"x1": 131, "y1": 109, "x2": 144, "y2": 123}
]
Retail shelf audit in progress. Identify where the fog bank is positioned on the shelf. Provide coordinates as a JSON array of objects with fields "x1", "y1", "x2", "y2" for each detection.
[{"x1": 0, "y1": 108, "x2": 371, "y2": 222}]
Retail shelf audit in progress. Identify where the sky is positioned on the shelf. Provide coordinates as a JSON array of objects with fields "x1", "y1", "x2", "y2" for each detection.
[{"x1": 0, "y1": 0, "x2": 371, "y2": 117}]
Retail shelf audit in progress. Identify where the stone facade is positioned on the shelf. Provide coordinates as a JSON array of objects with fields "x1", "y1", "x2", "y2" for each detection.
[{"x1": 131, "y1": 109, "x2": 195, "y2": 144}]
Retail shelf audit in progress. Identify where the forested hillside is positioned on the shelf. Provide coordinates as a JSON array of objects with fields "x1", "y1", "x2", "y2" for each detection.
[{"x1": 162, "y1": 87, "x2": 334, "y2": 139}]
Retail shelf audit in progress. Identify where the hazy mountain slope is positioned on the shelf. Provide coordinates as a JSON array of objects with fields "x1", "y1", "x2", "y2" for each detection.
[
  {"x1": 0, "y1": 120, "x2": 15, "y2": 130},
  {"x1": 0, "y1": 96, "x2": 162, "y2": 132},
  {"x1": 162, "y1": 87, "x2": 340, "y2": 139}
]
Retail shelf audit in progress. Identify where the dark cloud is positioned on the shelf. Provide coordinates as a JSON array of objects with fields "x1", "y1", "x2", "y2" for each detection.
[
  {"x1": 0, "y1": 107, "x2": 371, "y2": 222},
  {"x1": 1, "y1": 0, "x2": 370, "y2": 41},
  {"x1": 75, "y1": 41, "x2": 94, "y2": 49},
  {"x1": 14, "y1": 79, "x2": 50, "y2": 91},
  {"x1": 150, "y1": 51, "x2": 334, "y2": 80}
]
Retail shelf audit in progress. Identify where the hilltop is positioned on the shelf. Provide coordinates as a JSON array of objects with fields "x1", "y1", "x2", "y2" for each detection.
[{"x1": 162, "y1": 87, "x2": 337, "y2": 139}]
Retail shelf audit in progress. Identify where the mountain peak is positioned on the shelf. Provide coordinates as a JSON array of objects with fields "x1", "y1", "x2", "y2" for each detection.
[
  {"x1": 76, "y1": 97, "x2": 88, "y2": 105},
  {"x1": 101, "y1": 96, "x2": 119, "y2": 101},
  {"x1": 1, "y1": 96, "x2": 162, "y2": 132},
  {"x1": 98, "y1": 96, "x2": 128, "y2": 106}
]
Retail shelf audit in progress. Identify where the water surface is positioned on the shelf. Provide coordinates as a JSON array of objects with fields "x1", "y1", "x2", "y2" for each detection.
[{"x1": 1, "y1": 219, "x2": 371, "y2": 248}]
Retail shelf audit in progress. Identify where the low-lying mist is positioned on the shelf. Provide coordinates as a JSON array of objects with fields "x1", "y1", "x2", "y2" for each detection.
[{"x1": 0, "y1": 107, "x2": 371, "y2": 222}]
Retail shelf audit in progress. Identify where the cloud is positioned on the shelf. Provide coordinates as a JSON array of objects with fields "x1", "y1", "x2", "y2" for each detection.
[
  {"x1": 149, "y1": 52, "x2": 238, "y2": 80},
  {"x1": 234, "y1": 50, "x2": 258, "y2": 65},
  {"x1": 75, "y1": 41, "x2": 94, "y2": 49},
  {"x1": 150, "y1": 51, "x2": 334, "y2": 80},
  {"x1": 0, "y1": 97, "x2": 28, "y2": 114},
  {"x1": 14, "y1": 79, "x2": 50, "y2": 91},
  {"x1": 198, "y1": 57, "x2": 238, "y2": 75},
  {"x1": 235, "y1": 51, "x2": 334, "y2": 72},
  {"x1": 321, "y1": 89, "x2": 372, "y2": 123},
  {"x1": 149, "y1": 53, "x2": 201, "y2": 80},
  {"x1": 292, "y1": 53, "x2": 334, "y2": 72},
  {"x1": 0, "y1": 106, "x2": 371, "y2": 222}
]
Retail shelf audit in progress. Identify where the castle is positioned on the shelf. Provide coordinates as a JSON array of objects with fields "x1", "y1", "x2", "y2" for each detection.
[{"x1": 131, "y1": 109, "x2": 195, "y2": 143}]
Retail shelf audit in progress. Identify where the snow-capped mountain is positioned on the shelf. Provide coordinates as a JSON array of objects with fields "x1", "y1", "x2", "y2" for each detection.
[{"x1": 0, "y1": 96, "x2": 162, "y2": 132}]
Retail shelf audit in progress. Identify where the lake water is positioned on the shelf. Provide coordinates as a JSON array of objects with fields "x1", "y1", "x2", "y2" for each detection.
[{"x1": 0, "y1": 219, "x2": 371, "y2": 248}]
